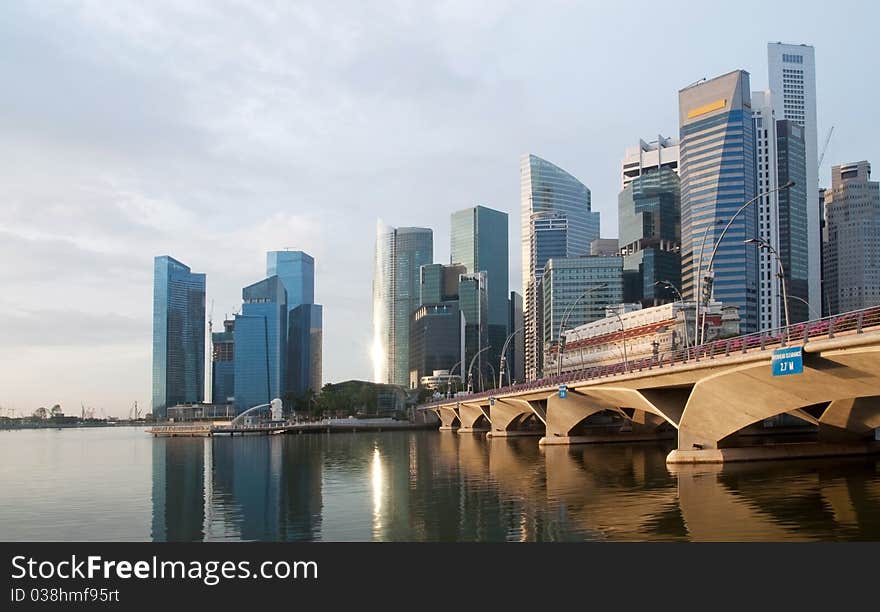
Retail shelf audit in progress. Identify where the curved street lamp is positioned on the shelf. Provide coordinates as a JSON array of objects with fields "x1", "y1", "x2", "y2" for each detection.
[
  {"x1": 446, "y1": 360, "x2": 463, "y2": 399},
  {"x1": 654, "y1": 280, "x2": 690, "y2": 350},
  {"x1": 556, "y1": 283, "x2": 608, "y2": 376},
  {"x1": 744, "y1": 237, "x2": 790, "y2": 339},
  {"x1": 498, "y1": 327, "x2": 524, "y2": 388},
  {"x1": 788, "y1": 294, "x2": 821, "y2": 320},
  {"x1": 607, "y1": 306, "x2": 629, "y2": 373},
  {"x1": 467, "y1": 345, "x2": 492, "y2": 394},
  {"x1": 695, "y1": 180, "x2": 795, "y2": 345}
]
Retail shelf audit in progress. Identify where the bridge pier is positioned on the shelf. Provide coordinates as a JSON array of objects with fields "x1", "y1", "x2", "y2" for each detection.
[
  {"x1": 486, "y1": 399, "x2": 544, "y2": 438},
  {"x1": 457, "y1": 403, "x2": 490, "y2": 434},
  {"x1": 437, "y1": 406, "x2": 460, "y2": 431},
  {"x1": 669, "y1": 344, "x2": 880, "y2": 463}
]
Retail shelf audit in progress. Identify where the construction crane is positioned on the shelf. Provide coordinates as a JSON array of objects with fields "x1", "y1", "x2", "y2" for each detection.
[
  {"x1": 818, "y1": 126, "x2": 834, "y2": 176},
  {"x1": 207, "y1": 299, "x2": 215, "y2": 404}
]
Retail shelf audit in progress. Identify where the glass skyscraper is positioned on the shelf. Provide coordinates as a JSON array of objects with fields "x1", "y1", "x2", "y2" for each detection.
[
  {"x1": 372, "y1": 221, "x2": 433, "y2": 387},
  {"x1": 450, "y1": 205, "x2": 508, "y2": 385},
  {"x1": 211, "y1": 319, "x2": 235, "y2": 405},
  {"x1": 266, "y1": 250, "x2": 322, "y2": 401},
  {"x1": 267, "y1": 251, "x2": 314, "y2": 310},
  {"x1": 459, "y1": 272, "x2": 489, "y2": 391},
  {"x1": 679, "y1": 70, "x2": 759, "y2": 333},
  {"x1": 152, "y1": 256, "x2": 206, "y2": 419},
  {"x1": 618, "y1": 165, "x2": 681, "y2": 307},
  {"x1": 288, "y1": 303, "x2": 323, "y2": 398},
  {"x1": 234, "y1": 275, "x2": 287, "y2": 413},
  {"x1": 521, "y1": 154, "x2": 600, "y2": 380},
  {"x1": 776, "y1": 120, "x2": 809, "y2": 323},
  {"x1": 541, "y1": 256, "x2": 624, "y2": 350}
]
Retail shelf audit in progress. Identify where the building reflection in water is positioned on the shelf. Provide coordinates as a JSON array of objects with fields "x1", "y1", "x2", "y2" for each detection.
[
  {"x1": 152, "y1": 435, "x2": 323, "y2": 541},
  {"x1": 151, "y1": 431, "x2": 880, "y2": 541}
]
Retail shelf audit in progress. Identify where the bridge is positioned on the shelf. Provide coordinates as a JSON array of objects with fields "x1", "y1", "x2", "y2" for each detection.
[{"x1": 421, "y1": 306, "x2": 880, "y2": 463}]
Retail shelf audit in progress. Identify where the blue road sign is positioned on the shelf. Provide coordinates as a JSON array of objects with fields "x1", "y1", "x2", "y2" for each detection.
[
  {"x1": 558, "y1": 385, "x2": 567, "y2": 399},
  {"x1": 772, "y1": 347, "x2": 803, "y2": 376}
]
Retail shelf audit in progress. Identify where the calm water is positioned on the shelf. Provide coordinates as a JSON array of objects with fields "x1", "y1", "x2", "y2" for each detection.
[{"x1": 2, "y1": 426, "x2": 880, "y2": 541}]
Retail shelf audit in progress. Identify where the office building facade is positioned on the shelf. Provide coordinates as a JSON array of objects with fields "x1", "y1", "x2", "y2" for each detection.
[
  {"x1": 521, "y1": 154, "x2": 599, "y2": 380},
  {"x1": 541, "y1": 256, "x2": 624, "y2": 373},
  {"x1": 621, "y1": 136, "x2": 680, "y2": 189},
  {"x1": 679, "y1": 70, "x2": 759, "y2": 333},
  {"x1": 507, "y1": 291, "x2": 525, "y2": 385},
  {"x1": 152, "y1": 256, "x2": 206, "y2": 418},
  {"x1": 823, "y1": 161, "x2": 880, "y2": 314},
  {"x1": 419, "y1": 263, "x2": 466, "y2": 306},
  {"x1": 618, "y1": 162, "x2": 681, "y2": 308},
  {"x1": 288, "y1": 303, "x2": 323, "y2": 398},
  {"x1": 450, "y1": 205, "x2": 509, "y2": 382},
  {"x1": 267, "y1": 250, "x2": 323, "y2": 401},
  {"x1": 768, "y1": 43, "x2": 820, "y2": 314},
  {"x1": 211, "y1": 319, "x2": 235, "y2": 405},
  {"x1": 372, "y1": 222, "x2": 433, "y2": 386},
  {"x1": 234, "y1": 275, "x2": 287, "y2": 413},
  {"x1": 409, "y1": 302, "x2": 462, "y2": 388}
]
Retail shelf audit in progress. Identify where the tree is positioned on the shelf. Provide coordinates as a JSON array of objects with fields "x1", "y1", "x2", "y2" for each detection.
[
  {"x1": 50, "y1": 404, "x2": 63, "y2": 418},
  {"x1": 33, "y1": 407, "x2": 48, "y2": 420}
]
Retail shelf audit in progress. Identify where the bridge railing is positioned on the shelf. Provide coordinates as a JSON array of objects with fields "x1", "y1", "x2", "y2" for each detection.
[{"x1": 420, "y1": 305, "x2": 880, "y2": 409}]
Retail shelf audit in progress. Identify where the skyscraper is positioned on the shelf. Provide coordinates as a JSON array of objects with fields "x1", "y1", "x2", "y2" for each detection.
[
  {"x1": 679, "y1": 70, "x2": 759, "y2": 333},
  {"x1": 450, "y1": 205, "x2": 509, "y2": 384},
  {"x1": 621, "y1": 136, "x2": 680, "y2": 189},
  {"x1": 752, "y1": 91, "x2": 810, "y2": 329},
  {"x1": 266, "y1": 251, "x2": 314, "y2": 310},
  {"x1": 459, "y1": 272, "x2": 489, "y2": 391},
  {"x1": 267, "y1": 250, "x2": 323, "y2": 400},
  {"x1": 521, "y1": 154, "x2": 599, "y2": 380},
  {"x1": 419, "y1": 263, "x2": 466, "y2": 306},
  {"x1": 618, "y1": 139, "x2": 681, "y2": 308},
  {"x1": 372, "y1": 222, "x2": 433, "y2": 386},
  {"x1": 152, "y1": 256, "x2": 206, "y2": 418},
  {"x1": 823, "y1": 161, "x2": 880, "y2": 314},
  {"x1": 234, "y1": 275, "x2": 287, "y2": 413},
  {"x1": 775, "y1": 120, "x2": 809, "y2": 323},
  {"x1": 211, "y1": 318, "x2": 235, "y2": 405},
  {"x1": 768, "y1": 43, "x2": 820, "y2": 314},
  {"x1": 288, "y1": 303, "x2": 323, "y2": 398},
  {"x1": 507, "y1": 292, "x2": 524, "y2": 385},
  {"x1": 541, "y1": 256, "x2": 624, "y2": 371}
]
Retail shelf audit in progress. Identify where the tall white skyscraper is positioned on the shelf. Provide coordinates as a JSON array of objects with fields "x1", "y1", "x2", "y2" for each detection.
[
  {"x1": 768, "y1": 43, "x2": 819, "y2": 316},
  {"x1": 751, "y1": 91, "x2": 782, "y2": 330}
]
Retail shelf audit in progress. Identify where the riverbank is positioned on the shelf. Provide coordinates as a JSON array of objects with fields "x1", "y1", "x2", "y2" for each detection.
[{"x1": 149, "y1": 417, "x2": 437, "y2": 437}]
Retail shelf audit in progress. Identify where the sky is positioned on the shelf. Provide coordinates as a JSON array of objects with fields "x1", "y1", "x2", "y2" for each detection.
[{"x1": 1, "y1": 0, "x2": 878, "y2": 417}]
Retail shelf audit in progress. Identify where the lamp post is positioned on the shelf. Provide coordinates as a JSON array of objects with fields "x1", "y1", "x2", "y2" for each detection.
[
  {"x1": 744, "y1": 237, "x2": 790, "y2": 339},
  {"x1": 556, "y1": 283, "x2": 608, "y2": 376},
  {"x1": 788, "y1": 294, "x2": 821, "y2": 320},
  {"x1": 654, "y1": 280, "x2": 690, "y2": 351},
  {"x1": 498, "y1": 327, "x2": 524, "y2": 388},
  {"x1": 467, "y1": 346, "x2": 492, "y2": 394},
  {"x1": 695, "y1": 180, "x2": 795, "y2": 345},
  {"x1": 446, "y1": 360, "x2": 462, "y2": 399},
  {"x1": 608, "y1": 306, "x2": 629, "y2": 373}
]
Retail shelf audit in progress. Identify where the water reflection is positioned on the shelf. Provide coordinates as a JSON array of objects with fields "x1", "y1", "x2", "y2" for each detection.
[{"x1": 146, "y1": 431, "x2": 880, "y2": 542}]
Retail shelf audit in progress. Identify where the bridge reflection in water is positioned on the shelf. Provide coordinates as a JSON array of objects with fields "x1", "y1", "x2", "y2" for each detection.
[{"x1": 151, "y1": 432, "x2": 880, "y2": 541}]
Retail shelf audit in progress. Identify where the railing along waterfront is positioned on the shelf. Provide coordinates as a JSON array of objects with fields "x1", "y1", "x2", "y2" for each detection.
[{"x1": 422, "y1": 305, "x2": 880, "y2": 408}]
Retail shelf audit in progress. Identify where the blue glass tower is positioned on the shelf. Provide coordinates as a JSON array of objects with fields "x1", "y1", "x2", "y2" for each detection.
[
  {"x1": 152, "y1": 256, "x2": 206, "y2": 419},
  {"x1": 234, "y1": 276, "x2": 287, "y2": 413},
  {"x1": 679, "y1": 70, "x2": 758, "y2": 333},
  {"x1": 288, "y1": 303, "x2": 323, "y2": 397},
  {"x1": 267, "y1": 251, "x2": 314, "y2": 310},
  {"x1": 266, "y1": 250, "x2": 323, "y2": 402},
  {"x1": 450, "y1": 205, "x2": 509, "y2": 387},
  {"x1": 521, "y1": 154, "x2": 600, "y2": 380}
]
